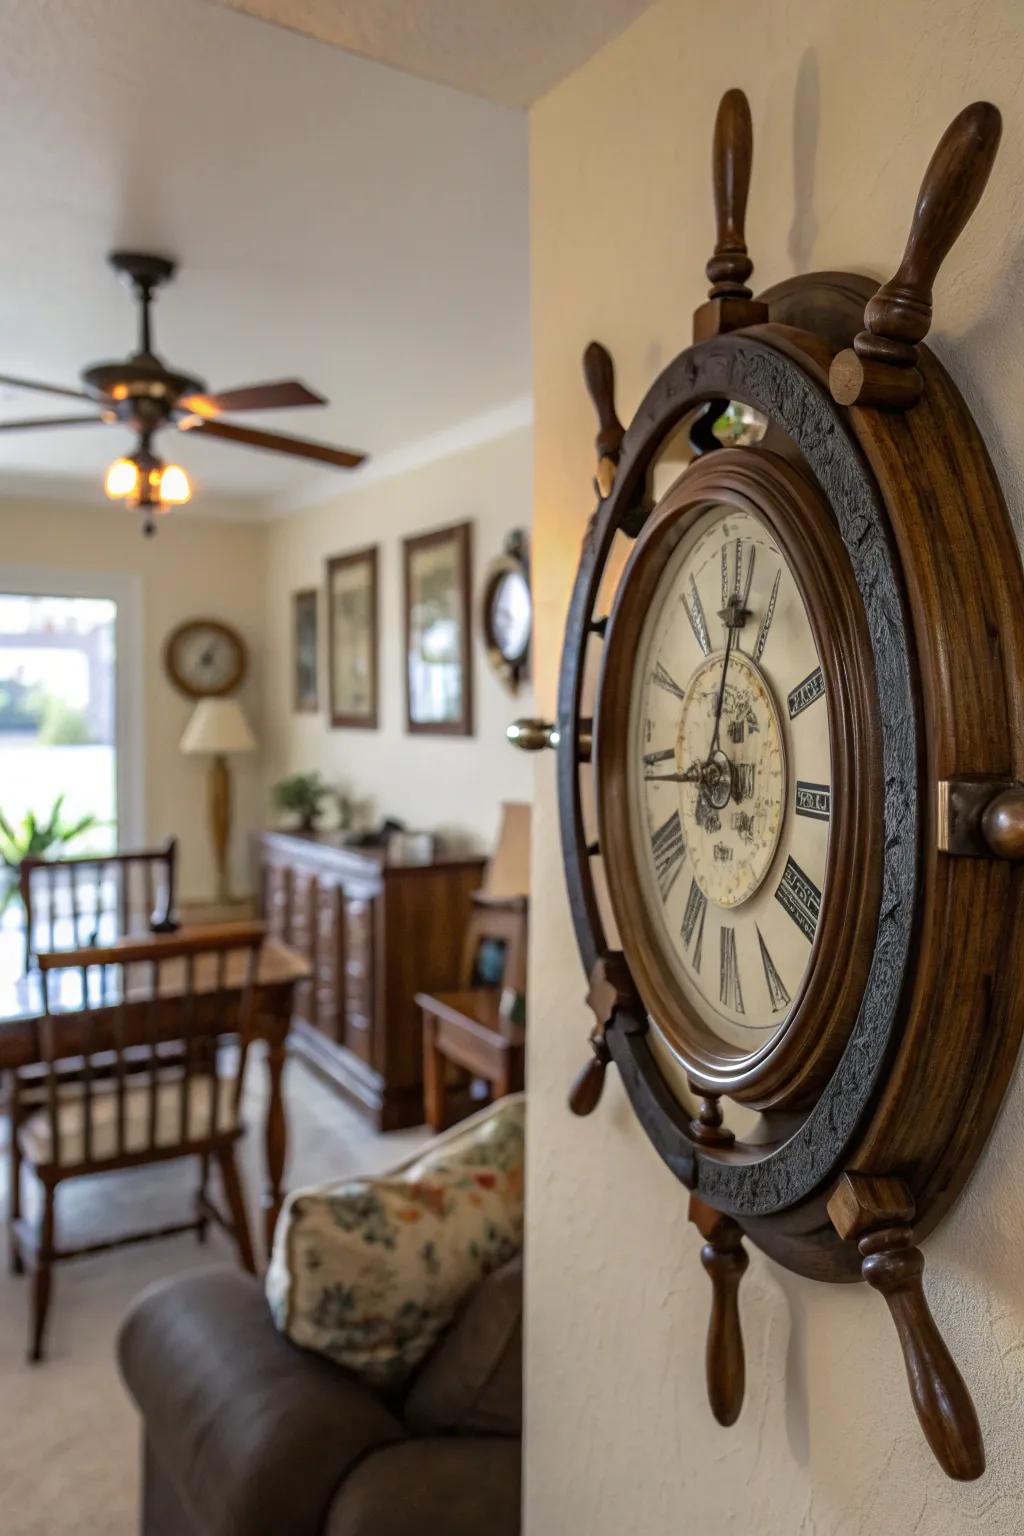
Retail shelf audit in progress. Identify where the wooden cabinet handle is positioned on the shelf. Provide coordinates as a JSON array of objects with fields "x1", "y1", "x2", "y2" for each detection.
[
  {"x1": 830, "y1": 102, "x2": 1001, "y2": 408},
  {"x1": 690, "y1": 1195, "x2": 748, "y2": 1426},
  {"x1": 829, "y1": 1172, "x2": 984, "y2": 1480}
]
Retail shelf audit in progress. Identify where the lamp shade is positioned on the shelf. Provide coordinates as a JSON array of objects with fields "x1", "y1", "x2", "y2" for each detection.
[
  {"x1": 180, "y1": 697, "x2": 256, "y2": 756},
  {"x1": 480, "y1": 801, "x2": 531, "y2": 901}
]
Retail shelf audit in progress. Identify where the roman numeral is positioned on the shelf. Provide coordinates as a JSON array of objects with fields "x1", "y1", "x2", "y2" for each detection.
[
  {"x1": 719, "y1": 926, "x2": 744, "y2": 1014},
  {"x1": 652, "y1": 661, "x2": 686, "y2": 700},
  {"x1": 734, "y1": 537, "x2": 744, "y2": 601},
  {"x1": 643, "y1": 747, "x2": 675, "y2": 767},
  {"x1": 681, "y1": 878, "x2": 707, "y2": 973},
  {"x1": 754, "y1": 569, "x2": 781, "y2": 662},
  {"x1": 756, "y1": 926, "x2": 791, "y2": 1011},
  {"x1": 685, "y1": 575, "x2": 711, "y2": 656},
  {"x1": 795, "y1": 781, "x2": 831, "y2": 821},
  {"x1": 720, "y1": 543, "x2": 730, "y2": 606},
  {"x1": 788, "y1": 666, "x2": 825, "y2": 719},
  {"x1": 651, "y1": 811, "x2": 685, "y2": 900},
  {"x1": 775, "y1": 855, "x2": 821, "y2": 943}
]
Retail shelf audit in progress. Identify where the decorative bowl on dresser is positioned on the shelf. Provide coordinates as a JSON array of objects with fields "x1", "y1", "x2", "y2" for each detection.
[{"x1": 256, "y1": 830, "x2": 486, "y2": 1130}]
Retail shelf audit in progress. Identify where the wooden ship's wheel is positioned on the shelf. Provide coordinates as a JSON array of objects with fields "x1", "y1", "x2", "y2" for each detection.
[{"x1": 511, "y1": 90, "x2": 1024, "y2": 1480}]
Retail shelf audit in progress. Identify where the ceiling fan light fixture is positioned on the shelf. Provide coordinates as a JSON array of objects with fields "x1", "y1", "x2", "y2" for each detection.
[
  {"x1": 159, "y1": 463, "x2": 191, "y2": 506},
  {"x1": 104, "y1": 455, "x2": 140, "y2": 500}
]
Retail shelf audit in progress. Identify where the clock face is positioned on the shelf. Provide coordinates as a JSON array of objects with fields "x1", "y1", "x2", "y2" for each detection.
[
  {"x1": 626, "y1": 502, "x2": 831, "y2": 1057},
  {"x1": 490, "y1": 568, "x2": 532, "y2": 663},
  {"x1": 165, "y1": 620, "x2": 247, "y2": 699}
]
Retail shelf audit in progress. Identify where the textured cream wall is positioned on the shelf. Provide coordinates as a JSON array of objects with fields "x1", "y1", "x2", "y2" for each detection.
[
  {"x1": 262, "y1": 427, "x2": 533, "y2": 852},
  {"x1": 0, "y1": 501, "x2": 267, "y2": 900},
  {"x1": 526, "y1": 2, "x2": 1024, "y2": 1532}
]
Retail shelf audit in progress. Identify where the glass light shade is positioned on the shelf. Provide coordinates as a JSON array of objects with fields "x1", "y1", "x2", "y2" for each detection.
[
  {"x1": 104, "y1": 456, "x2": 140, "y2": 500},
  {"x1": 159, "y1": 463, "x2": 192, "y2": 505}
]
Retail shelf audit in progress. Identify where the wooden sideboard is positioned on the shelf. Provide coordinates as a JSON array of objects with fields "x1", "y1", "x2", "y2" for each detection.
[{"x1": 256, "y1": 831, "x2": 486, "y2": 1129}]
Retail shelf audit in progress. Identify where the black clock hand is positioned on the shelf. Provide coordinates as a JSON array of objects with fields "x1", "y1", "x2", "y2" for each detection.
[
  {"x1": 644, "y1": 764, "x2": 703, "y2": 784},
  {"x1": 709, "y1": 623, "x2": 736, "y2": 757},
  {"x1": 708, "y1": 547, "x2": 755, "y2": 757}
]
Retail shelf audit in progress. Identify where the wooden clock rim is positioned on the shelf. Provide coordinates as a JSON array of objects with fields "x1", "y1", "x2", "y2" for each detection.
[
  {"x1": 163, "y1": 617, "x2": 247, "y2": 699},
  {"x1": 594, "y1": 446, "x2": 883, "y2": 1109}
]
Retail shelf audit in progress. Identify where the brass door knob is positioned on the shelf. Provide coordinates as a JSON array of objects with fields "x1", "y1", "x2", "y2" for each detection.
[{"x1": 507, "y1": 718, "x2": 560, "y2": 751}]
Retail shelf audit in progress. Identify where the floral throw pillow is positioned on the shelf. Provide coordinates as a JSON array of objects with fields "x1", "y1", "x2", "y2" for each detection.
[{"x1": 265, "y1": 1095, "x2": 525, "y2": 1386}]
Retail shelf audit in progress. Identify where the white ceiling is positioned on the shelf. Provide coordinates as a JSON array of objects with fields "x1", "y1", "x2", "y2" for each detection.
[
  {"x1": 0, "y1": 0, "x2": 533, "y2": 515},
  {"x1": 209, "y1": 0, "x2": 655, "y2": 109}
]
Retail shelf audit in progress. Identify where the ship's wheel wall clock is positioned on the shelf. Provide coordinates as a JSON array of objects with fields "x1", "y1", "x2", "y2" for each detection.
[{"x1": 510, "y1": 90, "x2": 1024, "y2": 1480}]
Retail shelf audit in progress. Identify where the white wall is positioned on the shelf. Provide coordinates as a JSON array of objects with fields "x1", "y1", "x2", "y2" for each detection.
[
  {"x1": 0, "y1": 500, "x2": 267, "y2": 899},
  {"x1": 262, "y1": 426, "x2": 534, "y2": 853},
  {"x1": 525, "y1": 2, "x2": 1024, "y2": 1532}
]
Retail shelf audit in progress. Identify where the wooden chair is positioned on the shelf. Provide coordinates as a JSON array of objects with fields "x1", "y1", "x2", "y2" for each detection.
[
  {"x1": 20, "y1": 836, "x2": 179, "y2": 972},
  {"x1": 8, "y1": 923, "x2": 264, "y2": 1363},
  {"x1": 417, "y1": 893, "x2": 528, "y2": 1132}
]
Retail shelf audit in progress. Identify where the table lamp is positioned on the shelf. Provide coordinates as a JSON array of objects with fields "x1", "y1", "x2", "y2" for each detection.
[{"x1": 180, "y1": 697, "x2": 256, "y2": 903}]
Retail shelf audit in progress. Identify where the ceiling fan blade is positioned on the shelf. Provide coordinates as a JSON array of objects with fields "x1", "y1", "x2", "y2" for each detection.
[
  {"x1": 0, "y1": 373, "x2": 94, "y2": 404},
  {"x1": 0, "y1": 414, "x2": 107, "y2": 432},
  {"x1": 179, "y1": 380, "x2": 327, "y2": 416},
  {"x1": 181, "y1": 418, "x2": 366, "y2": 469}
]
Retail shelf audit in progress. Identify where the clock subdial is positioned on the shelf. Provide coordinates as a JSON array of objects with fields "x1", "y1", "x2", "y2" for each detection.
[{"x1": 675, "y1": 650, "x2": 785, "y2": 909}]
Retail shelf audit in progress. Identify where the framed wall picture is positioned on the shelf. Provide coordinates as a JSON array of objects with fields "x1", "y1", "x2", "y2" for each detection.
[
  {"x1": 403, "y1": 520, "x2": 473, "y2": 736},
  {"x1": 292, "y1": 588, "x2": 319, "y2": 713},
  {"x1": 326, "y1": 546, "x2": 379, "y2": 729}
]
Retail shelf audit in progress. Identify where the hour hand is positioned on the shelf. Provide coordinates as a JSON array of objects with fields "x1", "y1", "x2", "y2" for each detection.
[{"x1": 644, "y1": 763, "x2": 702, "y2": 784}]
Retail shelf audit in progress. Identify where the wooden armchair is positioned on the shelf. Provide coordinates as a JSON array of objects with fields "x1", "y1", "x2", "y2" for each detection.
[
  {"x1": 7, "y1": 923, "x2": 264, "y2": 1362},
  {"x1": 19, "y1": 836, "x2": 179, "y2": 971},
  {"x1": 416, "y1": 893, "x2": 528, "y2": 1132}
]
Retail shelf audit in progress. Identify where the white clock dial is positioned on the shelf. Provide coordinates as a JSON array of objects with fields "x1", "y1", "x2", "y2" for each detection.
[{"x1": 627, "y1": 503, "x2": 832, "y2": 1055}]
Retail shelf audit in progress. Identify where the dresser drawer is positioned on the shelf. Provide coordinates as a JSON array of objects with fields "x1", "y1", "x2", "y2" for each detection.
[
  {"x1": 313, "y1": 882, "x2": 344, "y2": 1041},
  {"x1": 343, "y1": 896, "x2": 376, "y2": 1063}
]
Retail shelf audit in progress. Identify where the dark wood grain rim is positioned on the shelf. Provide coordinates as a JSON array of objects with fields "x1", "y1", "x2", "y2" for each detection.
[{"x1": 595, "y1": 447, "x2": 883, "y2": 1109}]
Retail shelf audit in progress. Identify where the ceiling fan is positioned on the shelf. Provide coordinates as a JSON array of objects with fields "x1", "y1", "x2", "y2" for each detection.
[{"x1": 0, "y1": 251, "x2": 368, "y2": 533}]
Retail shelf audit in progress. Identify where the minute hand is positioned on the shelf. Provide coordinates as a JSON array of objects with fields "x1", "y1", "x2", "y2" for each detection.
[{"x1": 708, "y1": 625, "x2": 736, "y2": 757}]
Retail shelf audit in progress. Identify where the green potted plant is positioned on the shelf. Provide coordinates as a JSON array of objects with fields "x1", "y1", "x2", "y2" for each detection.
[
  {"x1": 271, "y1": 771, "x2": 333, "y2": 833},
  {"x1": 0, "y1": 795, "x2": 99, "y2": 919}
]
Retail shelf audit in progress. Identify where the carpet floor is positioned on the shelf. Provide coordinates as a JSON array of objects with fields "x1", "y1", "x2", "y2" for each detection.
[{"x1": 0, "y1": 1053, "x2": 428, "y2": 1536}]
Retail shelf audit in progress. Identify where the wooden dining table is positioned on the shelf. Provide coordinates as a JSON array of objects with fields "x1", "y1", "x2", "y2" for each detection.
[{"x1": 0, "y1": 927, "x2": 310, "y2": 1255}]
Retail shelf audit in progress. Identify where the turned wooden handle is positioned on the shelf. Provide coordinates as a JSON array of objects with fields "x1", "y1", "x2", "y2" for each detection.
[
  {"x1": 567, "y1": 1049, "x2": 608, "y2": 1117},
  {"x1": 861, "y1": 1229, "x2": 984, "y2": 1480},
  {"x1": 831, "y1": 102, "x2": 1001, "y2": 407},
  {"x1": 828, "y1": 1172, "x2": 984, "y2": 1480},
  {"x1": 690, "y1": 1196, "x2": 747, "y2": 1426},
  {"x1": 582, "y1": 341, "x2": 625, "y2": 471},
  {"x1": 707, "y1": 88, "x2": 754, "y2": 299}
]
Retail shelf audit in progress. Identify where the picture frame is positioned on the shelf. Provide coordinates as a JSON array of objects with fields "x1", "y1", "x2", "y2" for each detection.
[
  {"x1": 403, "y1": 520, "x2": 473, "y2": 736},
  {"x1": 326, "y1": 546, "x2": 379, "y2": 729},
  {"x1": 292, "y1": 588, "x2": 319, "y2": 713}
]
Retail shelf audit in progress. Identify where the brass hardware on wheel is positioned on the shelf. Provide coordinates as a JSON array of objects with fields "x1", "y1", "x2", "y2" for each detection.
[
  {"x1": 506, "y1": 717, "x2": 560, "y2": 751},
  {"x1": 507, "y1": 716, "x2": 592, "y2": 761}
]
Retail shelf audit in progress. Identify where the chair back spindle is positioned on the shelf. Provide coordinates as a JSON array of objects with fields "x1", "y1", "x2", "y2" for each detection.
[{"x1": 20, "y1": 838, "x2": 179, "y2": 972}]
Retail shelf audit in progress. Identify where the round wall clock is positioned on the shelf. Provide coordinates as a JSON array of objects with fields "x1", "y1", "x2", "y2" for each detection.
[
  {"x1": 164, "y1": 618, "x2": 247, "y2": 699},
  {"x1": 482, "y1": 530, "x2": 532, "y2": 689},
  {"x1": 512, "y1": 92, "x2": 1024, "y2": 1481}
]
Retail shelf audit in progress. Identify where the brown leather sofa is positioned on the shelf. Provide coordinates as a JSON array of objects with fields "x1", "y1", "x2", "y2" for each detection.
[{"x1": 117, "y1": 1257, "x2": 522, "y2": 1536}]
